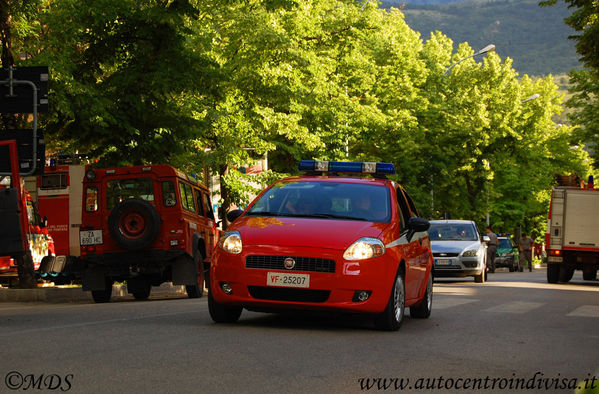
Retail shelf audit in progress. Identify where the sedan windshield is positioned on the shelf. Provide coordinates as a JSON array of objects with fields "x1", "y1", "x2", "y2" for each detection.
[
  {"x1": 247, "y1": 181, "x2": 391, "y2": 222},
  {"x1": 428, "y1": 223, "x2": 479, "y2": 241}
]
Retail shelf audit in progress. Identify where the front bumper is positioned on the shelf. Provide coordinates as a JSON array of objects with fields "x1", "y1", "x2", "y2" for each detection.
[
  {"x1": 433, "y1": 255, "x2": 484, "y2": 277},
  {"x1": 210, "y1": 245, "x2": 397, "y2": 314},
  {"x1": 495, "y1": 255, "x2": 516, "y2": 267}
]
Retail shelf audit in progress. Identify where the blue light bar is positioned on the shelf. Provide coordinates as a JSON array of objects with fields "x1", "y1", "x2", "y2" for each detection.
[{"x1": 299, "y1": 160, "x2": 395, "y2": 175}]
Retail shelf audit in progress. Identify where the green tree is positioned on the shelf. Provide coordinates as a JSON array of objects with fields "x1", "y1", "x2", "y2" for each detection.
[
  {"x1": 37, "y1": 0, "x2": 215, "y2": 164},
  {"x1": 0, "y1": 0, "x2": 44, "y2": 130},
  {"x1": 540, "y1": 0, "x2": 599, "y2": 168}
]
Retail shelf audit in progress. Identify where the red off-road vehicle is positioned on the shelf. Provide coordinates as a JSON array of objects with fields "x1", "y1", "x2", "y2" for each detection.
[{"x1": 79, "y1": 164, "x2": 218, "y2": 303}]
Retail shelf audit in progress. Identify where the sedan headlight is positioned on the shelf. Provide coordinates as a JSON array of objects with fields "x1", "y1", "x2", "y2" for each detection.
[
  {"x1": 343, "y1": 238, "x2": 385, "y2": 261},
  {"x1": 462, "y1": 249, "x2": 479, "y2": 257},
  {"x1": 219, "y1": 231, "x2": 242, "y2": 254}
]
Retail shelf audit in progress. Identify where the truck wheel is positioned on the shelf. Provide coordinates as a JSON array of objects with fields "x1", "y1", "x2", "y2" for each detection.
[
  {"x1": 208, "y1": 289, "x2": 242, "y2": 323},
  {"x1": 559, "y1": 266, "x2": 574, "y2": 283},
  {"x1": 133, "y1": 283, "x2": 151, "y2": 300},
  {"x1": 108, "y1": 198, "x2": 161, "y2": 251},
  {"x1": 133, "y1": 287, "x2": 151, "y2": 300},
  {"x1": 582, "y1": 269, "x2": 597, "y2": 281},
  {"x1": 92, "y1": 279, "x2": 113, "y2": 303},
  {"x1": 547, "y1": 263, "x2": 559, "y2": 283},
  {"x1": 374, "y1": 268, "x2": 405, "y2": 331},
  {"x1": 410, "y1": 273, "x2": 433, "y2": 319}
]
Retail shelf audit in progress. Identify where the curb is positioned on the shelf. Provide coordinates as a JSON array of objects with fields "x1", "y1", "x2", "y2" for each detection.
[{"x1": 0, "y1": 283, "x2": 187, "y2": 303}]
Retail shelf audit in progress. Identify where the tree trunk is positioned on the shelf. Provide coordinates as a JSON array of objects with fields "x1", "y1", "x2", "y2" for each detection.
[{"x1": 16, "y1": 251, "x2": 37, "y2": 288}]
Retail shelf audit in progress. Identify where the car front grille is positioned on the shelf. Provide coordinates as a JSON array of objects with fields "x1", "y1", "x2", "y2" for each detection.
[
  {"x1": 433, "y1": 252, "x2": 460, "y2": 257},
  {"x1": 245, "y1": 255, "x2": 336, "y2": 273},
  {"x1": 248, "y1": 286, "x2": 330, "y2": 303},
  {"x1": 434, "y1": 265, "x2": 462, "y2": 270}
]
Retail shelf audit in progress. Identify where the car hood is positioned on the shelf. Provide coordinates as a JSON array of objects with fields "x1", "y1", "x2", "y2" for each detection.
[
  {"x1": 231, "y1": 215, "x2": 386, "y2": 250},
  {"x1": 430, "y1": 240, "x2": 483, "y2": 253}
]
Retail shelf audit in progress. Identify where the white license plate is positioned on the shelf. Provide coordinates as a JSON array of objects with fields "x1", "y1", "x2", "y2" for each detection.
[
  {"x1": 435, "y1": 259, "x2": 451, "y2": 266},
  {"x1": 80, "y1": 230, "x2": 103, "y2": 246},
  {"x1": 266, "y1": 272, "x2": 310, "y2": 288}
]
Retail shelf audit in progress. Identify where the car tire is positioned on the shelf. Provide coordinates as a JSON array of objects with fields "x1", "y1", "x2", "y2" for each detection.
[
  {"x1": 547, "y1": 263, "x2": 559, "y2": 283},
  {"x1": 208, "y1": 289, "x2": 242, "y2": 323},
  {"x1": 410, "y1": 273, "x2": 433, "y2": 319},
  {"x1": 474, "y1": 263, "x2": 486, "y2": 283},
  {"x1": 91, "y1": 278, "x2": 113, "y2": 303},
  {"x1": 374, "y1": 268, "x2": 405, "y2": 331},
  {"x1": 108, "y1": 198, "x2": 161, "y2": 251},
  {"x1": 186, "y1": 252, "x2": 204, "y2": 298}
]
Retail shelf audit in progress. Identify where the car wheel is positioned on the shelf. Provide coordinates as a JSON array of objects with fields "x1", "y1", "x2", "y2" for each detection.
[
  {"x1": 374, "y1": 269, "x2": 405, "y2": 331},
  {"x1": 108, "y1": 198, "x2": 161, "y2": 251},
  {"x1": 91, "y1": 278, "x2": 113, "y2": 303},
  {"x1": 186, "y1": 252, "x2": 204, "y2": 298},
  {"x1": 410, "y1": 273, "x2": 433, "y2": 319},
  {"x1": 208, "y1": 289, "x2": 242, "y2": 323},
  {"x1": 547, "y1": 263, "x2": 559, "y2": 283},
  {"x1": 474, "y1": 262, "x2": 486, "y2": 283}
]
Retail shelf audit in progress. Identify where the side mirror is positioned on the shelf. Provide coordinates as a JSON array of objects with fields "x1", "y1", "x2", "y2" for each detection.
[
  {"x1": 483, "y1": 235, "x2": 490, "y2": 243},
  {"x1": 406, "y1": 217, "x2": 430, "y2": 242},
  {"x1": 226, "y1": 209, "x2": 244, "y2": 223}
]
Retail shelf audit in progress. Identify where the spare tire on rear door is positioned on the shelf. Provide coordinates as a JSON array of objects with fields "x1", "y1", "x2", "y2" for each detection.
[{"x1": 108, "y1": 198, "x2": 161, "y2": 251}]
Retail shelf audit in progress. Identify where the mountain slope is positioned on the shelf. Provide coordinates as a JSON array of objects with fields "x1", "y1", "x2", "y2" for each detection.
[{"x1": 382, "y1": 0, "x2": 581, "y2": 76}]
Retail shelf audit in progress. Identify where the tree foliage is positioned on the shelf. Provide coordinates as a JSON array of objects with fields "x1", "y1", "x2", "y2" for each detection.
[
  {"x1": 540, "y1": 0, "x2": 599, "y2": 169},
  {"x1": 0, "y1": 0, "x2": 590, "y2": 237}
]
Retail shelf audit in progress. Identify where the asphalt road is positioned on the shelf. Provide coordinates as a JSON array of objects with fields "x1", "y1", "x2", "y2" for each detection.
[{"x1": 1, "y1": 268, "x2": 598, "y2": 394}]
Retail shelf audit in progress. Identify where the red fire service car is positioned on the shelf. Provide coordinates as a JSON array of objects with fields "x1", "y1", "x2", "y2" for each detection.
[
  {"x1": 209, "y1": 160, "x2": 433, "y2": 331},
  {"x1": 79, "y1": 164, "x2": 218, "y2": 302}
]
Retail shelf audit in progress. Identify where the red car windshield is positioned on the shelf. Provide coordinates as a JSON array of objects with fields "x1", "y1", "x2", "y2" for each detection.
[{"x1": 247, "y1": 181, "x2": 391, "y2": 222}]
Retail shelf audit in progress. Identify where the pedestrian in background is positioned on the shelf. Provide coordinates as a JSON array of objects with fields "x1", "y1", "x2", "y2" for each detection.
[
  {"x1": 485, "y1": 226, "x2": 498, "y2": 273},
  {"x1": 519, "y1": 233, "x2": 534, "y2": 272}
]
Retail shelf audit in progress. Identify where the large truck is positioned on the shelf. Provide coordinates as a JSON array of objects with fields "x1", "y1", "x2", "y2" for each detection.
[
  {"x1": 546, "y1": 174, "x2": 599, "y2": 283},
  {"x1": 0, "y1": 140, "x2": 54, "y2": 286},
  {"x1": 36, "y1": 162, "x2": 87, "y2": 283}
]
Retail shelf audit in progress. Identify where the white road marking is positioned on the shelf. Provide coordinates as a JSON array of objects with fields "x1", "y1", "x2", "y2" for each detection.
[
  {"x1": 567, "y1": 305, "x2": 599, "y2": 318},
  {"x1": 433, "y1": 297, "x2": 478, "y2": 309},
  {"x1": 484, "y1": 301, "x2": 544, "y2": 313}
]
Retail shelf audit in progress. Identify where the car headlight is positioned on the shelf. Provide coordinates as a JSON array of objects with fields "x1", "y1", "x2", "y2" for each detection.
[
  {"x1": 462, "y1": 249, "x2": 479, "y2": 257},
  {"x1": 343, "y1": 237, "x2": 385, "y2": 261},
  {"x1": 219, "y1": 231, "x2": 242, "y2": 254}
]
